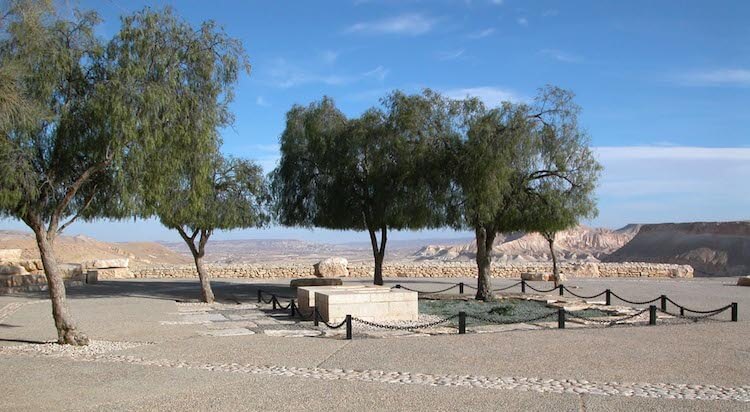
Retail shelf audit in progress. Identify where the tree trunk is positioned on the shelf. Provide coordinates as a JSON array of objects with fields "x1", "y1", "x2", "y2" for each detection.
[
  {"x1": 177, "y1": 227, "x2": 215, "y2": 303},
  {"x1": 474, "y1": 225, "x2": 496, "y2": 301},
  {"x1": 193, "y1": 254, "x2": 215, "y2": 304},
  {"x1": 544, "y1": 233, "x2": 560, "y2": 287},
  {"x1": 368, "y1": 226, "x2": 387, "y2": 286},
  {"x1": 32, "y1": 226, "x2": 89, "y2": 345}
]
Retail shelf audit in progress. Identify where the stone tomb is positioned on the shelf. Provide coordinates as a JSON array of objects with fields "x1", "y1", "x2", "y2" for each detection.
[{"x1": 297, "y1": 286, "x2": 418, "y2": 324}]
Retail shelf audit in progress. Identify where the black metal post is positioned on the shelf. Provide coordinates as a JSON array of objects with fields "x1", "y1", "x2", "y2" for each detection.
[
  {"x1": 290, "y1": 300, "x2": 296, "y2": 317},
  {"x1": 521, "y1": 280, "x2": 526, "y2": 293},
  {"x1": 394, "y1": 284, "x2": 401, "y2": 289},
  {"x1": 459, "y1": 282, "x2": 464, "y2": 294},
  {"x1": 649, "y1": 305, "x2": 657, "y2": 325},
  {"x1": 660, "y1": 295, "x2": 667, "y2": 312},
  {"x1": 680, "y1": 307, "x2": 685, "y2": 316},
  {"x1": 605, "y1": 289, "x2": 611, "y2": 306},
  {"x1": 272, "y1": 296, "x2": 277, "y2": 310},
  {"x1": 345, "y1": 315, "x2": 352, "y2": 340},
  {"x1": 257, "y1": 289, "x2": 262, "y2": 303},
  {"x1": 458, "y1": 311, "x2": 466, "y2": 334},
  {"x1": 558, "y1": 284, "x2": 564, "y2": 296},
  {"x1": 313, "y1": 308, "x2": 319, "y2": 326},
  {"x1": 732, "y1": 302, "x2": 738, "y2": 322},
  {"x1": 558, "y1": 308, "x2": 565, "y2": 329}
]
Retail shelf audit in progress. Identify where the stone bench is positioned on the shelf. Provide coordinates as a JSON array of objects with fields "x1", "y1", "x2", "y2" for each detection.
[{"x1": 313, "y1": 288, "x2": 418, "y2": 324}]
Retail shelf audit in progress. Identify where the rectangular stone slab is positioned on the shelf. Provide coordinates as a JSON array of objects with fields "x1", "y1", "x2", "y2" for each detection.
[
  {"x1": 296, "y1": 285, "x2": 389, "y2": 309},
  {"x1": 315, "y1": 289, "x2": 418, "y2": 323}
]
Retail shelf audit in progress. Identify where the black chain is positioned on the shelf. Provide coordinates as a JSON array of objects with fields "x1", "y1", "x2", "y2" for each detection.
[
  {"x1": 466, "y1": 311, "x2": 558, "y2": 325},
  {"x1": 609, "y1": 292, "x2": 661, "y2": 305},
  {"x1": 659, "y1": 306, "x2": 732, "y2": 321},
  {"x1": 664, "y1": 297, "x2": 732, "y2": 314},
  {"x1": 352, "y1": 315, "x2": 458, "y2": 330},
  {"x1": 524, "y1": 283, "x2": 558, "y2": 293},
  {"x1": 393, "y1": 284, "x2": 460, "y2": 294},
  {"x1": 492, "y1": 281, "x2": 523, "y2": 292},
  {"x1": 562, "y1": 287, "x2": 606, "y2": 299},
  {"x1": 565, "y1": 308, "x2": 650, "y2": 326}
]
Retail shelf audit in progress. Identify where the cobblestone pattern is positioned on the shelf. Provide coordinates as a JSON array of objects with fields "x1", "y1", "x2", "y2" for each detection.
[
  {"x1": 130, "y1": 262, "x2": 693, "y2": 280},
  {"x1": 1, "y1": 343, "x2": 747, "y2": 402}
]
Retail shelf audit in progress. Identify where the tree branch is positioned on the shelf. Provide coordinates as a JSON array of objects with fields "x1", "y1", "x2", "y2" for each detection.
[{"x1": 57, "y1": 186, "x2": 97, "y2": 234}]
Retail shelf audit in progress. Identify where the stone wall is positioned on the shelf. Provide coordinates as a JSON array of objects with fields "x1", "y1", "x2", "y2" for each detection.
[{"x1": 130, "y1": 262, "x2": 693, "y2": 279}]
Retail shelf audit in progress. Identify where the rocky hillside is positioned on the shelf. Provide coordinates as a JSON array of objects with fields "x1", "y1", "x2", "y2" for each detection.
[
  {"x1": 602, "y1": 221, "x2": 750, "y2": 276},
  {"x1": 0, "y1": 230, "x2": 190, "y2": 268},
  {"x1": 413, "y1": 225, "x2": 641, "y2": 263}
]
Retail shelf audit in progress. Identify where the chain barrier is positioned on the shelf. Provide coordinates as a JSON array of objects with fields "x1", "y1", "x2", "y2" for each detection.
[
  {"x1": 664, "y1": 297, "x2": 732, "y2": 314},
  {"x1": 659, "y1": 305, "x2": 733, "y2": 321},
  {"x1": 524, "y1": 283, "x2": 558, "y2": 293},
  {"x1": 609, "y1": 292, "x2": 661, "y2": 305},
  {"x1": 393, "y1": 284, "x2": 459, "y2": 294},
  {"x1": 492, "y1": 281, "x2": 523, "y2": 292},
  {"x1": 565, "y1": 308, "x2": 650, "y2": 326},
  {"x1": 466, "y1": 311, "x2": 558, "y2": 325},
  {"x1": 352, "y1": 315, "x2": 458, "y2": 330},
  {"x1": 561, "y1": 287, "x2": 606, "y2": 300}
]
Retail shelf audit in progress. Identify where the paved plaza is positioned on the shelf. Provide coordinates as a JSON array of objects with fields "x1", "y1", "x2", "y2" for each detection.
[{"x1": 1, "y1": 276, "x2": 748, "y2": 411}]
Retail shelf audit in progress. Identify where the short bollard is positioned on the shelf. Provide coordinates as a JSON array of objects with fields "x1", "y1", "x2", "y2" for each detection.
[
  {"x1": 660, "y1": 295, "x2": 667, "y2": 312},
  {"x1": 605, "y1": 289, "x2": 611, "y2": 306},
  {"x1": 558, "y1": 284, "x2": 564, "y2": 296},
  {"x1": 680, "y1": 307, "x2": 685, "y2": 316},
  {"x1": 458, "y1": 311, "x2": 466, "y2": 334},
  {"x1": 649, "y1": 305, "x2": 657, "y2": 325},
  {"x1": 272, "y1": 296, "x2": 277, "y2": 310},
  {"x1": 732, "y1": 303, "x2": 738, "y2": 322},
  {"x1": 521, "y1": 280, "x2": 526, "y2": 293},
  {"x1": 345, "y1": 315, "x2": 352, "y2": 340},
  {"x1": 459, "y1": 282, "x2": 464, "y2": 294},
  {"x1": 290, "y1": 300, "x2": 296, "y2": 318},
  {"x1": 257, "y1": 290, "x2": 262, "y2": 303},
  {"x1": 558, "y1": 308, "x2": 565, "y2": 329},
  {"x1": 394, "y1": 284, "x2": 401, "y2": 289},
  {"x1": 313, "y1": 308, "x2": 319, "y2": 326}
]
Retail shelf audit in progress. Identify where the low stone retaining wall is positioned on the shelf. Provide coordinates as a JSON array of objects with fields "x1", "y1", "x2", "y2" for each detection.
[{"x1": 130, "y1": 262, "x2": 693, "y2": 279}]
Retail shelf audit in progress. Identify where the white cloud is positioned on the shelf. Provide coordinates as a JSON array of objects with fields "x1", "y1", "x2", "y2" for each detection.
[
  {"x1": 266, "y1": 58, "x2": 388, "y2": 88},
  {"x1": 345, "y1": 13, "x2": 437, "y2": 35},
  {"x1": 363, "y1": 65, "x2": 389, "y2": 81},
  {"x1": 443, "y1": 86, "x2": 524, "y2": 105},
  {"x1": 436, "y1": 49, "x2": 465, "y2": 61},
  {"x1": 467, "y1": 28, "x2": 495, "y2": 39},
  {"x1": 539, "y1": 48, "x2": 583, "y2": 63},
  {"x1": 320, "y1": 50, "x2": 339, "y2": 64},
  {"x1": 490, "y1": 0, "x2": 503, "y2": 5},
  {"x1": 675, "y1": 69, "x2": 750, "y2": 86},
  {"x1": 517, "y1": 17, "x2": 528, "y2": 26},
  {"x1": 255, "y1": 96, "x2": 270, "y2": 107},
  {"x1": 594, "y1": 146, "x2": 750, "y2": 161}
]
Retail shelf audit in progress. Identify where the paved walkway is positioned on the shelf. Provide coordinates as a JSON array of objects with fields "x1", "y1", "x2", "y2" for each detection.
[{"x1": 1, "y1": 277, "x2": 748, "y2": 411}]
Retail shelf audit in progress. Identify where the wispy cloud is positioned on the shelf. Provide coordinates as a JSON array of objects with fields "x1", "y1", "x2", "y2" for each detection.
[
  {"x1": 436, "y1": 49, "x2": 465, "y2": 61},
  {"x1": 467, "y1": 27, "x2": 495, "y2": 39},
  {"x1": 539, "y1": 48, "x2": 583, "y2": 63},
  {"x1": 443, "y1": 86, "x2": 524, "y2": 105},
  {"x1": 266, "y1": 58, "x2": 388, "y2": 88},
  {"x1": 345, "y1": 13, "x2": 437, "y2": 35},
  {"x1": 489, "y1": 0, "x2": 503, "y2": 5},
  {"x1": 517, "y1": 17, "x2": 528, "y2": 27},
  {"x1": 320, "y1": 50, "x2": 339, "y2": 64},
  {"x1": 674, "y1": 68, "x2": 750, "y2": 87},
  {"x1": 595, "y1": 146, "x2": 750, "y2": 160},
  {"x1": 255, "y1": 96, "x2": 270, "y2": 107}
]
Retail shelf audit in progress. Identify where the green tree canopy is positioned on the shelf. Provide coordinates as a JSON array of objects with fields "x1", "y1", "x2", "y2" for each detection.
[{"x1": 272, "y1": 91, "x2": 449, "y2": 284}]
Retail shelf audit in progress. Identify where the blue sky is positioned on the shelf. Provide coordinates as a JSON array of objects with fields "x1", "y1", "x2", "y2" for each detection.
[{"x1": 2, "y1": 0, "x2": 749, "y2": 243}]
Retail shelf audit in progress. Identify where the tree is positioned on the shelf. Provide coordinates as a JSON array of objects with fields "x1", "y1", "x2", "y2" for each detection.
[
  {"x1": 446, "y1": 86, "x2": 600, "y2": 300},
  {"x1": 272, "y1": 91, "x2": 448, "y2": 285},
  {"x1": 0, "y1": 3, "x2": 248, "y2": 344},
  {"x1": 159, "y1": 156, "x2": 269, "y2": 303}
]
